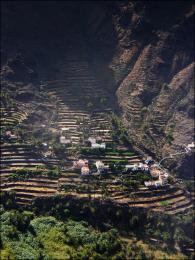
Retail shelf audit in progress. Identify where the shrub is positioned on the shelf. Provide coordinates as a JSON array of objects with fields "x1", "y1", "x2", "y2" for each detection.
[
  {"x1": 141, "y1": 106, "x2": 148, "y2": 113},
  {"x1": 100, "y1": 97, "x2": 108, "y2": 104}
]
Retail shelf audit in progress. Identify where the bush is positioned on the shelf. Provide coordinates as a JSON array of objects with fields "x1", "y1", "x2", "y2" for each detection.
[
  {"x1": 141, "y1": 106, "x2": 148, "y2": 113},
  {"x1": 30, "y1": 216, "x2": 59, "y2": 234},
  {"x1": 166, "y1": 132, "x2": 174, "y2": 144}
]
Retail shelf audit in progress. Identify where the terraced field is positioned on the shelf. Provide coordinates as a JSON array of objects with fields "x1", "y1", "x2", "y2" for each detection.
[
  {"x1": 0, "y1": 35, "x2": 194, "y2": 215},
  {"x1": 0, "y1": 104, "x2": 60, "y2": 205},
  {"x1": 57, "y1": 170, "x2": 193, "y2": 215}
]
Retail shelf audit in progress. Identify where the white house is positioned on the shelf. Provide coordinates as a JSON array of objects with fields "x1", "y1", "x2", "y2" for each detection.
[
  {"x1": 88, "y1": 137, "x2": 96, "y2": 144},
  {"x1": 137, "y1": 163, "x2": 149, "y2": 171},
  {"x1": 125, "y1": 163, "x2": 149, "y2": 172},
  {"x1": 5, "y1": 131, "x2": 17, "y2": 139},
  {"x1": 88, "y1": 136, "x2": 106, "y2": 149},
  {"x1": 125, "y1": 164, "x2": 137, "y2": 171},
  {"x1": 95, "y1": 160, "x2": 108, "y2": 174},
  {"x1": 187, "y1": 142, "x2": 195, "y2": 151},
  {"x1": 144, "y1": 180, "x2": 163, "y2": 187},
  {"x1": 100, "y1": 143, "x2": 106, "y2": 149},
  {"x1": 91, "y1": 142, "x2": 106, "y2": 149},
  {"x1": 61, "y1": 127, "x2": 70, "y2": 132},
  {"x1": 60, "y1": 136, "x2": 71, "y2": 144}
]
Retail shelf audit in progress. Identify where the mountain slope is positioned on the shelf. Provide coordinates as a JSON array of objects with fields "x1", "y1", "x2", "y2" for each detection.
[{"x1": 81, "y1": 0, "x2": 194, "y2": 176}]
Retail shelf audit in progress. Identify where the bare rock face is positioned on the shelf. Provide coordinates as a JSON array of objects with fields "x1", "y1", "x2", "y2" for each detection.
[{"x1": 82, "y1": 1, "x2": 194, "y2": 176}]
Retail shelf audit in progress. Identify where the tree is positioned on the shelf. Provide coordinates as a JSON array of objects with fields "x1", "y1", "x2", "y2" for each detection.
[
  {"x1": 87, "y1": 102, "x2": 93, "y2": 109},
  {"x1": 173, "y1": 227, "x2": 188, "y2": 246},
  {"x1": 100, "y1": 182, "x2": 109, "y2": 201},
  {"x1": 100, "y1": 96, "x2": 107, "y2": 105}
]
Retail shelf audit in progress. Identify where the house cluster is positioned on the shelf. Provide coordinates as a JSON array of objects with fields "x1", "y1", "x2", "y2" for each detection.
[
  {"x1": 73, "y1": 159, "x2": 108, "y2": 175},
  {"x1": 88, "y1": 137, "x2": 106, "y2": 149},
  {"x1": 144, "y1": 163, "x2": 169, "y2": 188},
  {"x1": 125, "y1": 162, "x2": 149, "y2": 172},
  {"x1": 73, "y1": 159, "x2": 89, "y2": 175},
  {"x1": 60, "y1": 128, "x2": 72, "y2": 145},
  {"x1": 3, "y1": 130, "x2": 17, "y2": 141}
]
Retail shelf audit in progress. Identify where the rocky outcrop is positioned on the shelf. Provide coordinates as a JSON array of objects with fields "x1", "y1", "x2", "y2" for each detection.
[{"x1": 81, "y1": 1, "x2": 194, "y2": 176}]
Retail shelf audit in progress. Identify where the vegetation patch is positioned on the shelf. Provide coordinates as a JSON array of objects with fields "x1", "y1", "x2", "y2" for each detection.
[
  {"x1": 8, "y1": 166, "x2": 60, "y2": 181},
  {"x1": 159, "y1": 200, "x2": 170, "y2": 206}
]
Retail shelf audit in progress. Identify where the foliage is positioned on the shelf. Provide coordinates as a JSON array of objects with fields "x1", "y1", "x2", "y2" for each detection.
[
  {"x1": 110, "y1": 113, "x2": 132, "y2": 146},
  {"x1": 81, "y1": 147, "x2": 106, "y2": 156},
  {"x1": 8, "y1": 167, "x2": 59, "y2": 181},
  {"x1": 0, "y1": 191, "x2": 194, "y2": 259},
  {"x1": 141, "y1": 106, "x2": 148, "y2": 113},
  {"x1": 159, "y1": 200, "x2": 170, "y2": 206},
  {"x1": 0, "y1": 209, "x2": 126, "y2": 259},
  {"x1": 53, "y1": 143, "x2": 67, "y2": 157},
  {"x1": 100, "y1": 96, "x2": 108, "y2": 104}
]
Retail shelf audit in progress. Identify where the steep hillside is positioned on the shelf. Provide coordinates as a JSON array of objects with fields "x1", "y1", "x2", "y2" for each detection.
[
  {"x1": 1, "y1": 0, "x2": 194, "y2": 177},
  {"x1": 81, "y1": 1, "x2": 194, "y2": 177}
]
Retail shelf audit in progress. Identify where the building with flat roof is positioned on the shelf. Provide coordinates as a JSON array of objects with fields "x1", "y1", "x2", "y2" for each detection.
[
  {"x1": 60, "y1": 136, "x2": 71, "y2": 144},
  {"x1": 144, "y1": 180, "x2": 163, "y2": 188},
  {"x1": 73, "y1": 159, "x2": 88, "y2": 169},
  {"x1": 91, "y1": 142, "x2": 106, "y2": 149},
  {"x1": 95, "y1": 160, "x2": 108, "y2": 174},
  {"x1": 81, "y1": 166, "x2": 90, "y2": 175}
]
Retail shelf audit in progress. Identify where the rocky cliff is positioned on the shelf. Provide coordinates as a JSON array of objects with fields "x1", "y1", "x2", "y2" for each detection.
[{"x1": 81, "y1": 1, "x2": 194, "y2": 177}]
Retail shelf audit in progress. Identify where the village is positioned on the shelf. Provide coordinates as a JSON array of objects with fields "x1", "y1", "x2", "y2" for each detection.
[
  {"x1": 1, "y1": 42, "x2": 194, "y2": 215},
  {"x1": 38, "y1": 123, "x2": 195, "y2": 189}
]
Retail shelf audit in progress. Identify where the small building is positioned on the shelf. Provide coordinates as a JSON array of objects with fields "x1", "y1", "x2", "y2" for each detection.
[
  {"x1": 187, "y1": 142, "x2": 195, "y2": 151},
  {"x1": 125, "y1": 164, "x2": 138, "y2": 172},
  {"x1": 73, "y1": 159, "x2": 88, "y2": 169},
  {"x1": 159, "y1": 171, "x2": 169, "y2": 183},
  {"x1": 61, "y1": 127, "x2": 70, "y2": 132},
  {"x1": 88, "y1": 137, "x2": 96, "y2": 144},
  {"x1": 91, "y1": 142, "x2": 106, "y2": 149},
  {"x1": 41, "y1": 143, "x2": 48, "y2": 151},
  {"x1": 100, "y1": 143, "x2": 106, "y2": 149},
  {"x1": 125, "y1": 162, "x2": 149, "y2": 172},
  {"x1": 150, "y1": 164, "x2": 162, "y2": 178},
  {"x1": 95, "y1": 160, "x2": 108, "y2": 174},
  {"x1": 81, "y1": 166, "x2": 90, "y2": 175},
  {"x1": 44, "y1": 150, "x2": 53, "y2": 158},
  {"x1": 144, "y1": 157, "x2": 154, "y2": 165},
  {"x1": 143, "y1": 164, "x2": 149, "y2": 172},
  {"x1": 60, "y1": 136, "x2": 71, "y2": 145},
  {"x1": 5, "y1": 130, "x2": 17, "y2": 140},
  {"x1": 88, "y1": 136, "x2": 106, "y2": 149},
  {"x1": 137, "y1": 163, "x2": 149, "y2": 171},
  {"x1": 144, "y1": 180, "x2": 163, "y2": 188},
  {"x1": 5, "y1": 130, "x2": 12, "y2": 137}
]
